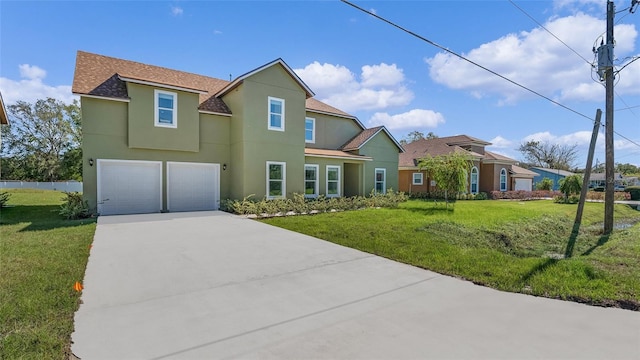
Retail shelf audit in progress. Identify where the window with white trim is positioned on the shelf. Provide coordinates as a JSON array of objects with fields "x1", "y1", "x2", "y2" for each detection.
[
  {"x1": 266, "y1": 161, "x2": 286, "y2": 199},
  {"x1": 305, "y1": 117, "x2": 315, "y2": 143},
  {"x1": 470, "y1": 167, "x2": 479, "y2": 194},
  {"x1": 155, "y1": 90, "x2": 177, "y2": 128},
  {"x1": 268, "y1": 97, "x2": 285, "y2": 131},
  {"x1": 326, "y1": 165, "x2": 340, "y2": 197},
  {"x1": 500, "y1": 168, "x2": 507, "y2": 191},
  {"x1": 304, "y1": 164, "x2": 319, "y2": 198},
  {"x1": 375, "y1": 168, "x2": 386, "y2": 194},
  {"x1": 412, "y1": 172, "x2": 423, "y2": 185}
]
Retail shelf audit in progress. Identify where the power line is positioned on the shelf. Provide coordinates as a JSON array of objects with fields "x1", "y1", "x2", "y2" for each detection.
[
  {"x1": 340, "y1": 0, "x2": 640, "y2": 151},
  {"x1": 340, "y1": 0, "x2": 594, "y2": 122},
  {"x1": 509, "y1": 0, "x2": 593, "y2": 66}
]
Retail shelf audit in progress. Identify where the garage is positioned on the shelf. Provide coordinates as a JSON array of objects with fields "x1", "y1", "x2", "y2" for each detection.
[
  {"x1": 514, "y1": 178, "x2": 533, "y2": 191},
  {"x1": 97, "y1": 160, "x2": 162, "y2": 216},
  {"x1": 167, "y1": 162, "x2": 220, "y2": 212}
]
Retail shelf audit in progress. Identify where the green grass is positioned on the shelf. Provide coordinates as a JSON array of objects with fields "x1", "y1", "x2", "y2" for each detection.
[
  {"x1": 0, "y1": 189, "x2": 96, "y2": 359},
  {"x1": 261, "y1": 199, "x2": 640, "y2": 310}
]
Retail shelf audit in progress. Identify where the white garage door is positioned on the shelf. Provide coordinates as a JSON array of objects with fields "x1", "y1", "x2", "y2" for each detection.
[
  {"x1": 514, "y1": 178, "x2": 532, "y2": 191},
  {"x1": 167, "y1": 162, "x2": 220, "y2": 212},
  {"x1": 97, "y1": 160, "x2": 162, "y2": 216}
]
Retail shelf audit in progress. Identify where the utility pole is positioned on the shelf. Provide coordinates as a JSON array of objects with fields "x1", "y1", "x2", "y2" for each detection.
[{"x1": 604, "y1": 0, "x2": 615, "y2": 235}]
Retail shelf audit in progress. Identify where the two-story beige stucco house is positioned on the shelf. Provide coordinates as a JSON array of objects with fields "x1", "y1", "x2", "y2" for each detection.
[{"x1": 72, "y1": 51, "x2": 403, "y2": 215}]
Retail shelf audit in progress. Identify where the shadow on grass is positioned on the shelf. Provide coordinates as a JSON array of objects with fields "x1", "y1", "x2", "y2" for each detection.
[
  {"x1": 564, "y1": 222, "x2": 581, "y2": 258},
  {"x1": 403, "y1": 202, "x2": 456, "y2": 216},
  {"x1": 0, "y1": 205, "x2": 96, "y2": 231},
  {"x1": 520, "y1": 258, "x2": 559, "y2": 284},
  {"x1": 581, "y1": 234, "x2": 611, "y2": 256}
]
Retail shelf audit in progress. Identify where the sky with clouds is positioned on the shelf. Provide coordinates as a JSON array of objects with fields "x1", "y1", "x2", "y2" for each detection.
[{"x1": 1, "y1": 0, "x2": 639, "y2": 167}]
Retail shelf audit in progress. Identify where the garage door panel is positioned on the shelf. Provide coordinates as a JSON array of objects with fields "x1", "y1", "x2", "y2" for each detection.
[
  {"x1": 514, "y1": 178, "x2": 532, "y2": 191},
  {"x1": 98, "y1": 160, "x2": 162, "y2": 215},
  {"x1": 167, "y1": 162, "x2": 219, "y2": 212}
]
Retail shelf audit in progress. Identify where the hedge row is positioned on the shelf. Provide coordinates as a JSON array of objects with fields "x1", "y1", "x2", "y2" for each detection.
[{"x1": 222, "y1": 190, "x2": 409, "y2": 217}]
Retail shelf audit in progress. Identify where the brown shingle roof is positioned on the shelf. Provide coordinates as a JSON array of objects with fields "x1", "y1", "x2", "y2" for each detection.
[
  {"x1": 340, "y1": 126, "x2": 404, "y2": 153},
  {"x1": 511, "y1": 165, "x2": 539, "y2": 178},
  {"x1": 73, "y1": 51, "x2": 356, "y2": 119},
  {"x1": 73, "y1": 51, "x2": 231, "y2": 113},
  {"x1": 399, "y1": 135, "x2": 519, "y2": 168},
  {"x1": 305, "y1": 98, "x2": 352, "y2": 118},
  {"x1": 304, "y1": 148, "x2": 372, "y2": 161}
]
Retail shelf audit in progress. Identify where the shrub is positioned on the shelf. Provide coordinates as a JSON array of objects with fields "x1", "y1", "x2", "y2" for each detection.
[
  {"x1": 559, "y1": 174, "x2": 582, "y2": 199},
  {"x1": 222, "y1": 190, "x2": 408, "y2": 217},
  {"x1": 626, "y1": 186, "x2": 640, "y2": 200},
  {"x1": 489, "y1": 190, "x2": 561, "y2": 200},
  {"x1": 475, "y1": 192, "x2": 488, "y2": 200},
  {"x1": 536, "y1": 177, "x2": 554, "y2": 191},
  {"x1": 0, "y1": 191, "x2": 10, "y2": 208},
  {"x1": 59, "y1": 192, "x2": 91, "y2": 220},
  {"x1": 554, "y1": 194, "x2": 580, "y2": 204},
  {"x1": 585, "y1": 191, "x2": 631, "y2": 201}
]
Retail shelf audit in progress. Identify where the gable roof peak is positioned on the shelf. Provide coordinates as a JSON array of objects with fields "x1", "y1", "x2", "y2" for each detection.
[{"x1": 215, "y1": 58, "x2": 314, "y2": 99}]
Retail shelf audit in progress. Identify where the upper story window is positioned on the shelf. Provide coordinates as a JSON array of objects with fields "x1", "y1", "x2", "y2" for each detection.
[
  {"x1": 412, "y1": 172, "x2": 423, "y2": 185},
  {"x1": 155, "y1": 90, "x2": 177, "y2": 128},
  {"x1": 305, "y1": 117, "x2": 315, "y2": 143},
  {"x1": 268, "y1": 97, "x2": 285, "y2": 131},
  {"x1": 500, "y1": 168, "x2": 507, "y2": 191}
]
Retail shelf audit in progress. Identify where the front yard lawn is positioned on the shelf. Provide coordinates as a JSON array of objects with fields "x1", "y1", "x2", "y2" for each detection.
[
  {"x1": 0, "y1": 189, "x2": 96, "y2": 359},
  {"x1": 261, "y1": 199, "x2": 640, "y2": 310}
]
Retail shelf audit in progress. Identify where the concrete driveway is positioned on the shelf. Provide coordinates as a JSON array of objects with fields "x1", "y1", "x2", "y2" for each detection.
[{"x1": 72, "y1": 211, "x2": 640, "y2": 359}]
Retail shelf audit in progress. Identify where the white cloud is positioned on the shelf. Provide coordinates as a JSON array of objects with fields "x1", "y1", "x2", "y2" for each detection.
[
  {"x1": 171, "y1": 6, "x2": 183, "y2": 16},
  {"x1": 295, "y1": 61, "x2": 413, "y2": 112},
  {"x1": 213, "y1": 30, "x2": 223, "y2": 35},
  {"x1": 425, "y1": 13, "x2": 639, "y2": 103},
  {"x1": 488, "y1": 135, "x2": 513, "y2": 149},
  {"x1": 523, "y1": 130, "x2": 595, "y2": 146},
  {"x1": 368, "y1": 109, "x2": 445, "y2": 130},
  {"x1": 0, "y1": 64, "x2": 76, "y2": 105},
  {"x1": 19, "y1": 64, "x2": 46, "y2": 80}
]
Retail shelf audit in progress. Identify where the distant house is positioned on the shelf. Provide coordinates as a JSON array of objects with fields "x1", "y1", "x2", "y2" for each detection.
[
  {"x1": 531, "y1": 167, "x2": 575, "y2": 191},
  {"x1": 399, "y1": 135, "x2": 538, "y2": 195},
  {"x1": 588, "y1": 173, "x2": 626, "y2": 190},
  {"x1": 0, "y1": 91, "x2": 8, "y2": 179},
  {"x1": 72, "y1": 51, "x2": 403, "y2": 215}
]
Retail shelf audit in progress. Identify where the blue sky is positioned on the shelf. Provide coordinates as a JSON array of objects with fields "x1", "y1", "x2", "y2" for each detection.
[{"x1": 1, "y1": 0, "x2": 639, "y2": 167}]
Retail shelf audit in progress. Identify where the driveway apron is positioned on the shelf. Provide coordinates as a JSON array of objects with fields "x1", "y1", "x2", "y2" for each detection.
[{"x1": 72, "y1": 211, "x2": 640, "y2": 359}]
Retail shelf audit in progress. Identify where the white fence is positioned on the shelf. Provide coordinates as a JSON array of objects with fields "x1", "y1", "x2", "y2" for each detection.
[{"x1": 0, "y1": 181, "x2": 83, "y2": 192}]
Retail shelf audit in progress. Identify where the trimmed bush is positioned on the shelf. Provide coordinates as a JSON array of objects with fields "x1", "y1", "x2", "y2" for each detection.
[
  {"x1": 490, "y1": 190, "x2": 561, "y2": 200},
  {"x1": 626, "y1": 186, "x2": 640, "y2": 200},
  {"x1": 222, "y1": 190, "x2": 408, "y2": 217}
]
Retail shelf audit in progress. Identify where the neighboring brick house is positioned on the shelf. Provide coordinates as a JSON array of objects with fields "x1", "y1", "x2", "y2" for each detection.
[
  {"x1": 398, "y1": 135, "x2": 538, "y2": 195},
  {"x1": 72, "y1": 51, "x2": 403, "y2": 215}
]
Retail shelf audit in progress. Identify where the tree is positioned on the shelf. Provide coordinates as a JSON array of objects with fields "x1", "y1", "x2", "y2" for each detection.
[
  {"x1": 418, "y1": 151, "x2": 471, "y2": 208},
  {"x1": 615, "y1": 163, "x2": 639, "y2": 175},
  {"x1": 559, "y1": 174, "x2": 582, "y2": 201},
  {"x1": 1, "y1": 98, "x2": 81, "y2": 181},
  {"x1": 399, "y1": 131, "x2": 438, "y2": 145},
  {"x1": 536, "y1": 177, "x2": 554, "y2": 190},
  {"x1": 517, "y1": 140, "x2": 578, "y2": 171}
]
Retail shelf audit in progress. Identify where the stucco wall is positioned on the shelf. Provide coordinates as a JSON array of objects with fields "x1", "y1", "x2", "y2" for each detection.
[{"x1": 81, "y1": 97, "x2": 230, "y2": 211}]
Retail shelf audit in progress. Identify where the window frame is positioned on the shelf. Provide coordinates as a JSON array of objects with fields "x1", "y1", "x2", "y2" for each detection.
[
  {"x1": 500, "y1": 168, "x2": 507, "y2": 191},
  {"x1": 305, "y1": 117, "x2": 316, "y2": 143},
  {"x1": 412, "y1": 172, "x2": 423, "y2": 185},
  {"x1": 375, "y1": 168, "x2": 386, "y2": 194},
  {"x1": 154, "y1": 89, "x2": 178, "y2": 128},
  {"x1": 266, "y1": 161, "x2": 286, "y2": 199},
  {"x1": 268, "y1": 96, "x2": 285, "y2": 131},
  {"x1": 470, "y1": 166, "x2": 479, "y2": 194},
  {"x1": 304, "y1": 164, "x2": 319, "y2": 198},
  {"x1": 326, "y1": 165, "x2": 340, "y2": 198}
]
